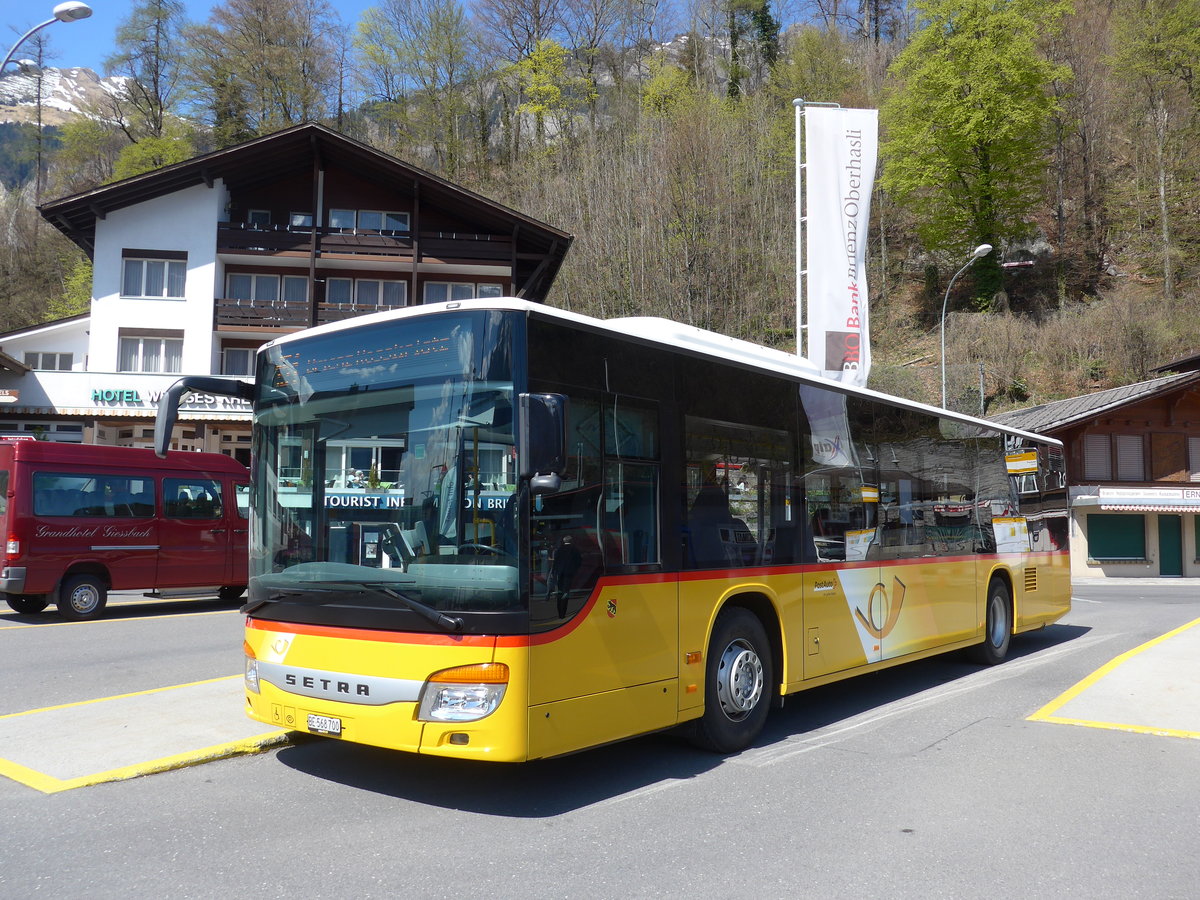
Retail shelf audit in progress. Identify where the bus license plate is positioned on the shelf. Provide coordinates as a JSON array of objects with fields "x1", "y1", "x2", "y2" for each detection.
[{"x1": 307, "y1": 714, "x2": 342, "y2": 736}]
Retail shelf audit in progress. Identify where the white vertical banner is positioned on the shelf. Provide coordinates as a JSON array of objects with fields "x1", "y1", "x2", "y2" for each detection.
[{"x1": 804, "y1": 106, "x2": 879, "y2": 387}]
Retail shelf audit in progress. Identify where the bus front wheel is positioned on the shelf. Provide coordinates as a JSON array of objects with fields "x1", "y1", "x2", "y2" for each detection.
[
  {"x1": 5, "y1": 594, "x2": 49, "y2": 614},
  {"x1": 972, "y1": 579, "x2": 1012, "y2": 666},
  {"x1": 57, "y1": 575, "x2": 108, "y2": 621},
  {"x1": 691, "y1": 607, "x2": 773, "y2": 754}
]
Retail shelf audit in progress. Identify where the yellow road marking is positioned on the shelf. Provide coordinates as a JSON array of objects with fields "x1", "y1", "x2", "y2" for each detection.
[
  {"x1": 0, "y1": 732, "x2": 288, "y2": 794},
  {"x1": 0, "y1": 675, "x2": 289, "y2": 793},
  {"x1": 1028, "y1": 616, "x2": 1200, "y2": 740}
]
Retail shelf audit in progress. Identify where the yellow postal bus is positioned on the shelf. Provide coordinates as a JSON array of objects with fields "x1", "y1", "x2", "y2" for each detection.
[{"x1": 156, "y1": 300, "x2": 1070, "y2": 761}]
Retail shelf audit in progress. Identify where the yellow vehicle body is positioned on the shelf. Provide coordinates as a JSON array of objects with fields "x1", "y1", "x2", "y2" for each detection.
[{"x1": 243, "y1": 549, "x2": 1070, "y2": 761}]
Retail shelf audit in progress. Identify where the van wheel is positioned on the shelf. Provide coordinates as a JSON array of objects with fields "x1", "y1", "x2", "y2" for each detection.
[
  {"x1": 971, "y1": 579, "x2": 1012, "y2": 665},
  {"x1": 218, "y1": 586, "x2": 246, "y2": 602},
  {"x1": 5, "y1": 594, "x2": 49, "y2": 614},
  {"x1": 57, "y1": 575, "x2": 108, "y2": 620},
  {"x1": 690, "y1": 607, "x2": 773, "y2": 754}
]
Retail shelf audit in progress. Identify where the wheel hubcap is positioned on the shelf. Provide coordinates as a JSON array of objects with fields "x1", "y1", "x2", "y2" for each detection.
[
  {"x1": 715, "y1": 638, "x2": 763, "y2": 721},
  {"x1": 70, "y1": 585, "x2": 99, "y2": 614}
]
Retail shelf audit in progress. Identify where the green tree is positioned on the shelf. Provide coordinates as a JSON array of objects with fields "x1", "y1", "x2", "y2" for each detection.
[
  {"x1": 355, "y1": 0, "x2": 480, "y2": 174},
  {"x1": 109, "y1": 122, "x2": 198, "y2": 182},
  {"x1": 880, "y1": 0, "x2": 1070, "y2": 306},
  {"x1": 46, "y1": 258, "x2": 92, "y2": 320},
  {"x1": 103, "y1": 0, "x2": 187, "y2": 141},
  {"x1": 513, "y1": 38, "x2": 593, "y2": 149},
  {"x1": 46, "y1": 119, "x2": 127, "y2": 195},
  {"x1": 184, "y1": 0, "x2": 341, "y2": 139}
]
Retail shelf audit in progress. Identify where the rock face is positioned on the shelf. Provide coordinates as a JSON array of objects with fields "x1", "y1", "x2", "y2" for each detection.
[{"x1": 0, "y1": 67, "x2": 128, "y2": 126}]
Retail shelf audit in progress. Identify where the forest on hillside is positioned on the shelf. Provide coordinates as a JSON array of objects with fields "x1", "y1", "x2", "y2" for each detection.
[{"x1": 2, "y1": 0, "x2": 1199, "y2": 414}]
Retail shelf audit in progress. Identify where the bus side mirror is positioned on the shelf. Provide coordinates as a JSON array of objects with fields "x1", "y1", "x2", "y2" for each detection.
[
  {"x1": 518, "y1": 392, "x2": 567, "y2": 494},
  {"x1": 155, "y1": 376, "x2": 254, "y2": 458}
]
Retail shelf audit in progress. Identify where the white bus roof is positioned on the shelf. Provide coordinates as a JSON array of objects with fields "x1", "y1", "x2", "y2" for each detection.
[{"x1": 261, "y1": 299, "x2": 1061, "y2": 447}]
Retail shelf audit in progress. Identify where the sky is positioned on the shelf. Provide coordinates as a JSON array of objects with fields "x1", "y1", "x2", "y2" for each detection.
[{"x1": 3, "y1": 0, "x2": 376, "y2": 76}]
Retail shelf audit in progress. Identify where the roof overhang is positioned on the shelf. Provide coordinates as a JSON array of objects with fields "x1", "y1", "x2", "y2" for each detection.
[{"x1": 38, "y1": 123, "x2": 572, "y2": 300}]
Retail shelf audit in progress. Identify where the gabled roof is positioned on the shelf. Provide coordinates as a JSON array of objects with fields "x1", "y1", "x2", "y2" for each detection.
[
  {"x1": 1152, "y1": 351, "x2": 1200, "y2": 375},
  {"x1": 990, "y1": 371, "x2": 1200, "y2": 434},
  {"x1": 38, "y1": 123, "x2": 573, "y2": 299}
]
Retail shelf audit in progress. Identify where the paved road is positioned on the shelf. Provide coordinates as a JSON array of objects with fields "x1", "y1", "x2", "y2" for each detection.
[{"x1": 1, "y1": 581, "x2": 1198, "y2": 898}]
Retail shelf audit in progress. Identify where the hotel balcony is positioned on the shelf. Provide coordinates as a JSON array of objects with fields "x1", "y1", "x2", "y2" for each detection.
[{"x1": 216, "y1": 223, "x2": 517, "y2": 264}]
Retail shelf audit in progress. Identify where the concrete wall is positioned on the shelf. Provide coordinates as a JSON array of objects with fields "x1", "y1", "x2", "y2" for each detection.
[{"x1": 90, "y1": 180, "x2": 226, "y2": 374}]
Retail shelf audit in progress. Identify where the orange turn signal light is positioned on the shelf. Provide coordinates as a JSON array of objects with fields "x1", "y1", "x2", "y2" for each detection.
[
  {"x1": 429, "y1": 662, "x2": 510, "y2": 684},
  {"x1": 243, "y1": 640, "x2": 257, "y2": 659}
]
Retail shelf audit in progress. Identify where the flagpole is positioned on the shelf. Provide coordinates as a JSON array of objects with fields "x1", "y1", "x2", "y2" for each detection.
[{"x1": 794, "y1": 99, "x2": 805, "y2": 359}]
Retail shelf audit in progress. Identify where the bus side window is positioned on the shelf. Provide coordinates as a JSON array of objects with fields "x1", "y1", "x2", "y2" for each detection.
[
  {"x1": 799, "y1": 389, "x2": 877, "y2": 563},
  {"x1": 684, "y1": 417, "x2": 793, "y2": 569},
  {"x1": 530, "y1": 393, "x2": 604, "y2": 624},
  {"x1": 602, "y1": 398, "x2": 660, "y2": 568}
]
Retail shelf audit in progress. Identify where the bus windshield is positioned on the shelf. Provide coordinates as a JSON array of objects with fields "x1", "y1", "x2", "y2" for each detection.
[{"x1": 247, "y1": 309, "x2": 523, "y2": 631}]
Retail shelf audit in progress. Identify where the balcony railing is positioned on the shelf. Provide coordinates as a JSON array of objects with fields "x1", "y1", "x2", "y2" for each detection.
[
  {"x1": 217, "y1": 223, "x2": 514, "y2": 261},
  {"x1": 214, "y1": 297, "x2": 409, "y2": 329}
]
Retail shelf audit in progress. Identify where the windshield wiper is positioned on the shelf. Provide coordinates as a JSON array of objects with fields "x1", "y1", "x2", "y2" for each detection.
[
  {"x1": 251, "y1": 563, "x2": 466, "y2": 633},
  {"x1": 356, "y1": 582, "x2": 464, "y2": 633}
]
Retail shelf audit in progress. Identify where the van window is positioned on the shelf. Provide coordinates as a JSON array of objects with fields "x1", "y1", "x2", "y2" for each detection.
[
  {"x1": 165, "y1": 478, "x2": 224, "y2": 519},
  {"x1": 235, "y1": 483, "x2": 250, "y2": 518},
  {"x1": 33, "y1": 472, "x2": 155, "y2": 517}
]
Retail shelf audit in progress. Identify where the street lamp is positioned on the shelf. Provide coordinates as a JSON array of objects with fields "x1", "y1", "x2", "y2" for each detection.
[
  {"x1": 940, "y1": 243, "x2": 993, "y2": 410},
  {"x1": 1, "y1": 2, "x2": 93, "y2": 74}
]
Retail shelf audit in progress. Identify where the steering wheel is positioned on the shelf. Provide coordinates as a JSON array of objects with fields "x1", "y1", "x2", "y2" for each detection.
[{"x1": 458, "y1": 543, "x2": 506, "y2": 556}]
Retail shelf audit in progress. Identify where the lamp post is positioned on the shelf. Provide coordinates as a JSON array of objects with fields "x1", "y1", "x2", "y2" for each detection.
[
  {"x1": 940, "y1": 243, "x2": 993, "y2": 410},
  {"x1": 1, "y1": 2, "x2": 92, "y2": 73}
]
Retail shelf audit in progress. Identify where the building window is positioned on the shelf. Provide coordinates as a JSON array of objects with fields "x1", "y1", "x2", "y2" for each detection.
[
  {"x1": 1087, "y1": 513, "x2": 1146, "y2": 560},
  {"x1": 290, "y1": 212, "x2": 312, "y2": 228},
  {"x1": 423, "y1": 282, "x2": 503, "y2": 303},
  {"x1": 1115, "y1": 434, "x2": 1145, "y2": 482},
  {"x1": 326, "y1": 278, "x2": 406, "y2": 307},
  {"x1": 329, "y1": 209, "x2": 355, "y2": 230},
  {"x1": 223, "y1": 348, "x2": 255, "y2": 376},
  {"x1": 122, "y1": 257, "x2": 186, "y2": 299},
  {"x1": 327, "y1": 278, "x2": 352, "y2": 304},
  {"x1": 1190, "y1": 437, "x2": 1200, "y2": 483},
  {"x1": 355, "y1": 280, "x2": 407, "y2": 307},
  {"x1": 247, "y1": 209, "x2": 271, "y2": 228},
  {"x1": 1082, "y1": 434, "x2": 1111, "y2": 481},
  {"x1": 227, "y1": 274, "x2": 307, "y2": 303},
  {"x1": 282, "y1": 276, "x2": 307, "y2": 302},
  {"x1": 356, "y1": 210, "x2": 409, "y2": 232},
  {"x1": 328, "y1": 209, "x2": 410, "y2": 232},
  {"x1": 228, "y1": 273, "x2": 278, "y2": 302},
  {"x1": 119, "y1": 332, "x2": 183, "y2": 373},
  {"x1": 23, "y1": 352, "x2": 73, "y2": 371}
]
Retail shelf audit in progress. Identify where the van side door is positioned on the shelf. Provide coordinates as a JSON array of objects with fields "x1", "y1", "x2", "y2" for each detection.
[{"x1": 158, "y1": 476, "x2": 230, "y2": 588}]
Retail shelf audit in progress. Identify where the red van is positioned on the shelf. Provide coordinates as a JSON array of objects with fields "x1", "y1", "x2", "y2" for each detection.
[{"x1": 0, "y1": 442, "x2": 249, "y2": 620}]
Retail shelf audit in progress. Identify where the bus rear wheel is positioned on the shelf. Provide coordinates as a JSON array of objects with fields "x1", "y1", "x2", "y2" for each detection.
[
  {"x1": 972, "y1": 579, "x2": 1012, "y2": 666},
  {"x1": 57, "y1": 575, "x2": 108, "y2": 621},
  {"x1": 5, "y1": 594, "x2": 49, "y2": 614},
  {"x1": 691, "y1": 607, "x2": 773, "y2": 754}
]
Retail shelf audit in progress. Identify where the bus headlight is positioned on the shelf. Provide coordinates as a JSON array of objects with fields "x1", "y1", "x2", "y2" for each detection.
[
  {"x1": 244, "y1": 641, "x2": 260, "y2": 694},
  {"x1": 418, "y1": 663, "x2": 509, "y2": 722}
]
